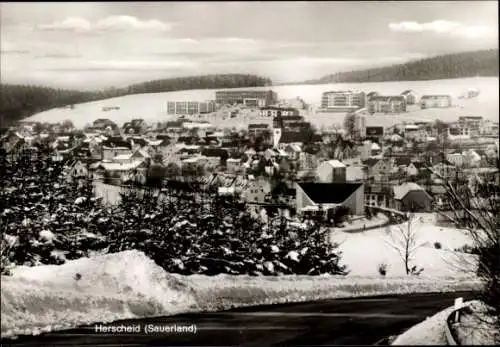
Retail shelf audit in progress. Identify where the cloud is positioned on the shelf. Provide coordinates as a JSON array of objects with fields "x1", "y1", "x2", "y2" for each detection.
[
  {"x1": 39, "y1": 59, "x2": 198, "y2": 72},
  {"x1": 94, "y1": 15, "x2": 172, "y2": 32},
  {"x1": 1, "y1": 49, "x2": 30, "y2": 55},
  {"x1": 388, "y1": 20, "x2": 491, "y2": 38},
  {"x1": 36, "y1": 15, "x2": 173, "y2": 33},
  {"x1": 37, "y1": 17, "x2": 92, "y2": 32},
  {"x1": 35, "y1": 53, "x2": 83, "y2": 59}
]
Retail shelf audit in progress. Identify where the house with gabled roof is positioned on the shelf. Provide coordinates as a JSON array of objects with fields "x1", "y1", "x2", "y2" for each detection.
[
  {"x1": 67, "y1": 160, "x2": 89, "y2": 179},
  {"x1": 316, "y1": 160, "x2": 347, "y2": 183},
  {"x1": 296, "y1": 182, "x2": 364, "y2": 216},
  {"x1": 431, "y1": 159, "x2": 457, "y2": 180},
  {"x1": 392, "y1": 182, "x2": 432, "y2": 212},
  {"x1": 406, "y1": 161, "x2": 428, "y2": 177},
  {"x1": 401, "y1": 90, "x2": 418, "y2": 105},
  {"x1": 362, "y1": 157, "x2": 393, "y2": 182}
]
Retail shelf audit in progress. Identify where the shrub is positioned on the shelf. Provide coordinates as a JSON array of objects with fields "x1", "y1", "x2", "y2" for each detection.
[
  {"x1": 378, "y1": 263, "x2": 388, "y2": 276},
  {"x1": 455, "y1": 244, "x2": 481, "y2": 254},
  {"x1": 434, "y1": 241, "x2": 442, "y2": 249},
  {"x1": 409, "y1": 265, "x2": 424, "y2": 276}
]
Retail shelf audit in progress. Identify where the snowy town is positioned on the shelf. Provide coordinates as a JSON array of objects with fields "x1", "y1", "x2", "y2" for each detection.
[{"x1": 1, "y1": 2, "x2": 499, "y2": 346}]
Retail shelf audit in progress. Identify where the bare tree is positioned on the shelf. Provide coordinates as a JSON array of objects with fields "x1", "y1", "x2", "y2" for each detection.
[
  {"x1": 383, "y1": 213, "x2": 425, "y2": 275},
  {"x1": 431, "y1": 163, "x2": 499, "y2": 337}
]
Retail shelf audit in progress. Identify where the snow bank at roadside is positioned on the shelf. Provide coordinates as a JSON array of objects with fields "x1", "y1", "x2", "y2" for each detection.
[
  {"x1": 391, "y1": 304, "x2": 455, "y2": 345},
  {"x1": 1, "y1": 250, "x2": 199, "y2": 338},
  {"x1": 392, "y1": 300, "x2": 499, "y2": 345},
  {"x1": 1, "y1": 250, "x2": 483, "y2": 339}
]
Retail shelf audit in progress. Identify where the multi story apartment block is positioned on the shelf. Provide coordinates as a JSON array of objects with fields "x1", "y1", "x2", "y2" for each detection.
[
  {"x1": 319, "y1": 91, "x2": 366, "y2": 112},
  {"x1": 458, "y1": 116, "x2": 483, "y2": 136},
  {"x1": 167, "y1": 101, "x2": 217, "y2": 115},
  {"x1": 248, "y1": 123, "x2": 271, "y2": 137},
  {"x1": 215, "y1": 90, "x2": 278, "y2": 107},
  {"x1": 420, "y1": 95, "x2": 452, "y2": 109},
  {"x1": 367, "y1": 96, "x2": 407, "y2": 114}
]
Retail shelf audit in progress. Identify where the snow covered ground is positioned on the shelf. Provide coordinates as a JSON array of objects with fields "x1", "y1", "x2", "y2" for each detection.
[
  {"x1": 1, "y1": 250, "x2": 482, "y2": 339},
  {"x1": 453, "y1": 301, "x2": 499, "y2": 345},
  {"x1": 24, "y1": 77, "x2": 498, "y2": 128},
  {"x1": 329, "y1": 218, "x2": 477, "y2": 277}
]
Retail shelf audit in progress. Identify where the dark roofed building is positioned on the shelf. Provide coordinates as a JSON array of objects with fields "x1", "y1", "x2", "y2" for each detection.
[
  {"x1": 365, "y1": 126, "x2": 384, "y2": 142},
  {"x1": 201, "y1": 148, "x2": 229, "y2": 158},
  {"x1": 366, "y1": 91, "x2": 379, "y2": 101},
  {"x1": 296, "y1": 182, "x2": 364, "y2": 215},
  {"x1": 365, "y1": 126, "x2": 384, "y2": 136},
  {"x1": 394, "y1": 156, "x2": 412, "y2": 167},
  {"x1": 177, "y1": 136, "x2": 198, "y2": 145},
  {"x1": 128, "y1": 137, "x2": 148, "y2": 148},
  {"x1": 101, "y1": 138, "x2": 131, "y2": 149},
  {"x1": 361, "y1": 158, "x2": 382, "y2": 168}
]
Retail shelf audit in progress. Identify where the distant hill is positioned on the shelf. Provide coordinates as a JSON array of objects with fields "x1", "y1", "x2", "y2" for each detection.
[
  {"x1": 299, "y1": 49, "x2": 499, "y2": 85},
  {"x1": 0, "y1": 74, "x2": 272, "y2": 128}
]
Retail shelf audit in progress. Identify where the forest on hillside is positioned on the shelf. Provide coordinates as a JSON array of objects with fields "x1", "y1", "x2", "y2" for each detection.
[
  {"x1": 303, "y1": 49, "x2": 499, "y2": 84},
  {"x1": 0, "y1": 74, "x2": 272, "y2": 128}
]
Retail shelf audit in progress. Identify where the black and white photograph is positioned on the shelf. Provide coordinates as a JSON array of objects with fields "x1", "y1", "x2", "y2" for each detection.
[{"x1": 0, "y1": 1, "x2": 498, "y2": 346}]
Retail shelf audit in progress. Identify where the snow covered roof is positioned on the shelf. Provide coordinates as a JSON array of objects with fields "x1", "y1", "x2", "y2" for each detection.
[
  {"x1": 176, "y1": 144, "x2": 200, "y2": 150},
  {"x1": 147, "y1": 139, "x2": 163, "y2": 146},
  {"x1": 371, "y1": 143, "x2": 381, "y2": 151},
  {"x1": 404, "y1": 125, "x2": 419, "y2": 130},
  {"x1": 113, "y1": 153, "x2": 133, "y2": 161},
  {"x1": 98, "y1": 161, "x2": 144, "y2": 171},
  {"x1": 393, "y1": 182, "x2": 426, "y2": 200},
  {"x1": 57, "y1": 136, "x2": 71, "y2": 142},
  {"x1": 183, "y1": 122, "x2": 213, "y2": 129},
  {"x1": 227, "y1": 158, "x2": 241, "y2": 163},
  {"x1": 326, "y1": 160, "x2": 346, "y2": 168},
  {"x1": 218, "y1": 186, "x2": 235, "y2": 195},
  {"x1": 266, "y1": 148, "x2": 278, "y2": 156},
  {"x1": 287, "y1": 143, "x2": 302, "y2": 152},
  {"x1": 103, "y1": 146, "x2": 130, "y2": 150},
  {"x1": 276, "y1": 149, "x2": 288, "y2": 157},
  {"x1": 182, "y1": 157, "x2": 201, "y2": 164},
  {"x1": 134, "y1": 149, "x2": 151, "y2": 158}
]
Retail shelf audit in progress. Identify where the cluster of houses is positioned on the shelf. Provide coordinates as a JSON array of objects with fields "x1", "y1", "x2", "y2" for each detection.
[{"x1": 4, "y1": 100, "x2": 498, "y2": 221}]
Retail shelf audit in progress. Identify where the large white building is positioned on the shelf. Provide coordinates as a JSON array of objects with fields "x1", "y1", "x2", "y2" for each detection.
[
  {"x1": 320, "y1": 91, "x2": 366, "y2": 112},
  {"x1": 167, "y1": 101, "x2": 217, "y2": 115},
  {"x1": 420, "y1": 95, "x2": 452, "y2": 109}
]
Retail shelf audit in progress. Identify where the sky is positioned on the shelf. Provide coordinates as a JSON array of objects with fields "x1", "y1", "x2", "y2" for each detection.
[{"x1": 1, "y1": 1, "x2": 498, "y2": 90}]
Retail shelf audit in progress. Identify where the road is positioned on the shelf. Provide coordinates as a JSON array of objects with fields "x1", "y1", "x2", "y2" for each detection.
[{"x1": 2, "y1": 291, "x2": 476, "y2": 347}]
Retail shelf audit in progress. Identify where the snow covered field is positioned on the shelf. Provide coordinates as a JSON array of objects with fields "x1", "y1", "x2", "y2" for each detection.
[
  {"x1": 330, "y1": 217, "x2": 476, "y2": 277},
  {"x1": 1, "y1": 250, "x2": 482, "y2": 339},
  {"x1": 24, "y1": 77, "x2": 498, "y2": 128}
]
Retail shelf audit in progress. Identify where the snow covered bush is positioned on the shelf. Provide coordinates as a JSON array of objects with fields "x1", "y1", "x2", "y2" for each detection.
[
  {"x1": 0, "y1": 144, "x2": 111, "y2": 274},
  {"x1": 106, "y1": 183, "x2": 348, "y2": 276}
]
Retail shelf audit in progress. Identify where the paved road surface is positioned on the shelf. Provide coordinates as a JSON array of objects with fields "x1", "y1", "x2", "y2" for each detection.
[{"x1": 2, "y1": 291, "x2": 476, "y2": 346}]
